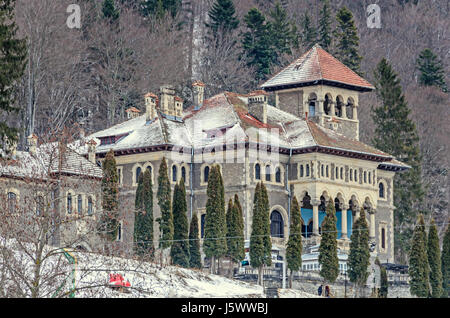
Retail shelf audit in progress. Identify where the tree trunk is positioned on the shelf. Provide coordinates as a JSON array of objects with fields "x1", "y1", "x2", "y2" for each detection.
[
  {"x1": 289, "y1": 270, "x2": 293, "y2": 289},
  {"x1": 228, "y1": 259, "x2": 234, "y2": 279},
  {"x1": 210, "y1": 256, "x2": 215, "y2": 275},
  {"x1": 258, "y1": 265, "x2": 264, "y2": 286}
]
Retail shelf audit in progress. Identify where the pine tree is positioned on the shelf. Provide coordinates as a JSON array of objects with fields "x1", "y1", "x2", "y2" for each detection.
[
  {"x1": 133, "y1": 168, "x2": 154, "y2": 257},
  {"x1": 0, "y1": 0, "x2": 27, "y2": 154},
  {"x1": 300, "y1": 12, "x2": 317, "y2": 50},
  {"x1": 371, "y1": 58, "x2": 425, "y2": 263},
  {"x1": 203, "y1": 166, "x2": 227, "y2": 274},
  {"x1": 409, "y1": 214, "x2": 430, "y2": 298},
  {"x1": 416, "y1": 48, "x2": 448, "y2": 92},
  {"x1": 206, "y1": 0, "x2": 239, "y2": 36},
  {"x1": 348, "y1": 208, "x2": 371, "y2": 297},
  {"x1": 286, "y1": 196, "x2": 303, "y2": 288},
  {"x1": 318, "y1": 199, "x2": 339, "y2": 284},
  {"x1": 442, "y1": 225, "x2": 450, "y2": 298},
  {"x1": 318, "y1": 0, "x2": 332, "y2": 50},
  {"x1": 427, "y1": 218, "x2": 443, "y2": 297},
  {"x1": 99, "y1": 150, "x2": 120, "y2": 242},
  {"x1": 250, "y1": 182, "x2": 272, "y2": 286},
  {"x1": 170, "y1": 179, "x2": 190, "y2": 268},
  {"x1": 333, "y1": 7, "x2": 362, "y2": 74},
  {"x1": 189, "y1": 213, "x2": 202, "y2": 269},
  {"x1": 226, "y1": 195, "x2": 245, "y2": 277},
  {"x1": 156, "y1": 157, "x2": 173, "y2": 250},
  {"x1": 140, "y1": 0, "x2": 181, "y2": 18},
  {"x1": 102, "y1": 0, "x2": 120, "y2": 21}
]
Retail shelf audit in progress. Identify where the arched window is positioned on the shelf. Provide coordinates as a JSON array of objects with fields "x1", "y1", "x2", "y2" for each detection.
[
  {"x1": 300, "y1": 165, "x2": 304, "y2": 178},
  {"x1": 368, "y1": 172, "x2": 371, "y2": 184},
  {"x1": 67, "y1": 193, "x2": 72, "y2": 214},
  {"x1": 354, "y1": 170, "x2": 358, "y2": 182},
  {"x1": 7, "y1": 192, "x2": 17, "y2": 214},
  {"x1": 309, "y1": 100, "x2": 316, "y2": 116},
  {"x1": 146, "y1": 165, "x2": 152, "y2": 177},
  {"x1": 321, "y1": 164, "x2": 324, "y2": 177},
  {"x1": 379, "y1": 182, "x2": 385, "y2": 198},
  {"x1": 204, "y1": 166, "x2": 210, "y2": 183},
  {"x1": 324, "y1": 94, "x2": 332, "y2": 115},
  {"x1": 336, "y1": 96, "x2": 343, "y2": 117},
  {"x1": 255, "y1": 163, "x2": 261, "y2": 180},
  {"x1": 181, "y1": 166, "x2": 186, "y2": 182},
  {"x1": 346, "y1": 98, "x2": 354, "y2": 119},
  {"x1": 306, "y1": 164, "x2": 310, "y2": 177},
  {"x1": 326, "y1": 165, "x2": 329, "y2": 178},
  {"x1": 381, "y1": 228, "x2": 386, "y2": 249},
  {"x1": 36, "y1": 196, "x2": 44, "y2": 217},
  {"x1": 77, "y1": 194, "x2": 83, "y2": 215},
  {"x1": 87, "y1": 196, "x2": 93, "y2": 215},
  {"x1": 270, "y1": 211, "x2": 284, "y2": 238},
  {"x1": 335, "y1": 167, "x2": 339, "y2": 179},
  {"x1": 136, "y1": 167, "x2": 142, "y2": 183},
  {"x1": 275, "y1": 167, "x2": 281, "y2": 183},
  {"x1": 265, "y1": 165, "x2": 271, "y2": 182},
  {"x1": 172, "y1": 165, "x2": 177, "y2": 182}
]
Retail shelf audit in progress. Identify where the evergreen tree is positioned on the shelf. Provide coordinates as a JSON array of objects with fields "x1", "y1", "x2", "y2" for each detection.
[
  {"x1": 99, "y1": 150, "x2": 120, "y2": 242},
  {"x1": 427, "y1": 218, "x2": 443, "y2": 297},
  {"x1": 333, "y1": 7, "x2": 362, "y2": 74},
  {"x1": 348, "y1": 208, "x2": 371, "y2": 297},
  {"x1": 140, "y1": 0, "x2": 181, "y2": 18},
  {"x1": 442, "y1": 225, "x2": 450, "y2": 298},
  {"x1": 203, "y1": 166, "x2": 227, "y2": 274},
  {"x1": 156, "y1": 157, "x2": 173, "y2": 250},
  {"x1": 379, "y1": 265, "x2": 389, "y2": 298},
  {"x1": 188, "y1": 213, "x2": 202, "y2": 269},
  {"x1": 206, "y1": 0, "x2": 239, "y2": 36},
  {"x1": 225, "y1": 195, "x2": 245, "y2": 277},
  {"x1": 318, "y1": 199, "x2": 339, "y2": 284},
  {"x1": 102, "y1": 0, "x2": 120, "y2": 21},
  {"x1": 286, "y1": 196, "x2": 303, "y2": 288},
  {"x1": 250, "y1": 182, "x2": 272, "y2": 286},
  {"x1": 0, "y1": 0, "x2": 27, "y2": 154},
  {"x1": 416, "y1": 48, "x2": 448, "y2": 92},
  {"x1": 300, "y1": 12, "x2": 317, "y2": 50},
  {"x1": 371, "y1": 58, "x2": 425, "y2": 263},
  {"x1": 133, "y1": 168, "x2": 154, "y2": 257},
  {"x1": 409, "y1": 214, "x2": 430, "y2": 297},
  {"x1": 318, "y1": 0, "x2": 332, "y2": 50},
  {"x1": 170, "y1": 179, "x2": 190, "y2": 268},
  {"x1": 242, "y1": 8, "x2": 276, "y2": 81}
]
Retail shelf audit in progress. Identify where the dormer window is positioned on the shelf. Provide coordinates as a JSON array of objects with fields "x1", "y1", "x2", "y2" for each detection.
[{"x1": 99, "y1": 133, "x2": 129, "y2": 146}]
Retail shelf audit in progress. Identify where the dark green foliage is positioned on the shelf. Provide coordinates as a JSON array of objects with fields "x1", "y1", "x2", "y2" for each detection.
[
  {"x1": 102, "y1": 0, "x2": 120, "y2": 21},
  {"x1": 409, "y1": 214, "x2": 430, "y2": 297},
  {"x1": 286, "y1": 196, "x2": 302, "y2": 287},
  {"x1": 203, "y1": 166, "x2": 227, "y2": 261},
  {"x1": 333, "y1": 7, "x2": 361, "y2": 74},
  {"x1": 318, "y1": 0, "x2": 332, "y2": 50},
  {"x1": 442, "y1": 225, "x2": 450, "y2": 297},
  {"x1": 0, "y1": 0, "x2": 27, "y2": 154},
  {"x1": 371, "y1": 58, "x2": 425, "y2": 263},
  {"x1": 379, "y1": 265, "x2": 388, "y2": 298},
  {"x1": 348, "y1": 208, "x2": 370, "y2": 288},
  {"x1": 156, "y1": 157, "x2": 173, "y2": 249},
  {"x1": 318, "y1": 199, "x2": 339, "y2": 283},
  {"x1": 226, "y1": 195, "x2": 245, "y2": 263},
  {"x1": 140, "y1": 0, "x2": 181, "y2": 18},
  {"x1": 189, "y1": 213, "x2": 202, "y2": 269},
  {"x1": 300, "y1": 12, "x2": 317, "y2": 50},
  {"x1": 428, "y1": 219, "x2": 443, "y2": 297},
  {"x1": 206, "y1": 0, "x2": 239, "y2": 36},
  {"x1": 99, "y1": 150, "x2": 120, "y2": 241},
  {"x1": 133, "y1": 168, "x2": 154, "y2": 257},
  {"x1": 170, "y1": 179, "x2": 190, "y2": 268},
  {"x1": 416, "y1": 48, "x2": 447, "y2": 92}
]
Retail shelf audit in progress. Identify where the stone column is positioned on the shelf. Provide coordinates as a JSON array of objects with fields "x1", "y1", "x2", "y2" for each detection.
[
  {"x1": 330, "y1": 101, "x2": 335, "y2": 118},
  {"x1": 369, "y1": 210, "x2": 376, "y2": 239},
  {"x1": 353, "y1": 105, "x2": 358, "y2": 120},
  {"x1": 311, "y1": 199, "x2": 320, "y2": 236},
  {"x1": 341, "y1": 103, "x2": 347, "y2": 119},
  {"x1": 341, "y1": 204, "x2": 349, "y2": 239}
]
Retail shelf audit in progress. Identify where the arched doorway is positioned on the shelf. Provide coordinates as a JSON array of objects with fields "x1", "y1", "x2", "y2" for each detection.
[{"x1": 270, "y1": 210, "x2": 284, "y2": 238}]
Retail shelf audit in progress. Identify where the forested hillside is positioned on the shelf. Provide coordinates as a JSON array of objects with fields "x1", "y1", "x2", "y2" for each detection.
[{"x1": 1, "y1": 0, "x2": 448, "y2": 263}]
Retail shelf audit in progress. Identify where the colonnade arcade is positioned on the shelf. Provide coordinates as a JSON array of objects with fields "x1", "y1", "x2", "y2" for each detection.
[{"x1": 307, "y1": 92, "x2": 357, "y2": 121}]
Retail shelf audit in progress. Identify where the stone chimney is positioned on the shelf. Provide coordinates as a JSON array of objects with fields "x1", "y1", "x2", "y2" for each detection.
[
  {"x1": 174, "y1": 96, "x2": 184, "y2": 118},
  {"x1": 160, "y1": 85, "x2": 176, "y2": 116},
  {"x1": 248, "y1": 90, "x2": 268, "y2": 124},
  {"x1": 87, "y1": 139, "x2": 97, "y2": 164},
  {"x1": 4, "y1": 136, "x2": 17, "y2": 158},
  {"x1": 144, "y1": 93, "x2": 158, "y2": 122},
  {"x1": 27, "y1": 134, "x2": 38, "y2": 156},
  {"x1": 192, "y1": 81, "x2": 205, "y2": 110}
]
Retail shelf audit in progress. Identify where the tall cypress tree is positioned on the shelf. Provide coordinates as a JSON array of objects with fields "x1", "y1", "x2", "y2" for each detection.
[
  {"x1": 99, "y1": 150, "x2": 120, "y2": 242},
  {"x1": 371, "y1": 58, "x2": 425, "y2": 263},
  {"x1": 206, "y1": 0, "x2": 239, "y2": 36},
  {"x1": 170, "y1": 179, "x2": 190, "y2": 268},
  {"x1": 409, "y1": 214, "x2": 430, "y2": 298},
  {"x1": 203, "y1": 166, "x2": 227, "y2": 274},
  {"x1": 416, "y1": 48, "x2": 448, "y2": 92},
  {"x1": 0, "y1": 0, "x2": 27, "y2": 154},
  {"x1": 427, "y1": 218, "x2": 443, "y2": 297},
  {"x1": 333, "y1": 7, "x2": 362, "y2": 74},
  {"x1": 268, "y1": 2, "x2": 297, "y2": 64},
  {"x1": 318, "y1": 199, "x2": 339, "y2": 284},
  {"x1": 286, "y1": 196, "x2": 303, "y2": 288},
  {"x1": 379, "y1": 265, "x2": 389, "y2": 298},
  {"x1": 157, "y1": 157, "x2": 173, "y2": 250},
  {"x1": 225, "y1": 195, "x2": 245, "y2": 277},
  {"x1": 300, "y1": 12, "x2": 317, "y2": 50},
  {"x1": 189, "y1": 213, "x2": 202, "y2": 269},
  {"x1": 318, "y1": 0, "x2": 332, "y2": 50},
  {"x1": 442, "y1": 225, "x2": 450, "y2": 298},
  {"x1": 348, "y1": 208, "x2": 371, "y2": 297},
  {"x1": 133, "y1": 168, "x2": 154, "y2": 257}
]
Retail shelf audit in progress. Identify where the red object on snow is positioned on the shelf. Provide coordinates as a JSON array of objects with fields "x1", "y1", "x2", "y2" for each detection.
[{"x1": 109, "y1": 273, "x2": 131, "y2": 289}]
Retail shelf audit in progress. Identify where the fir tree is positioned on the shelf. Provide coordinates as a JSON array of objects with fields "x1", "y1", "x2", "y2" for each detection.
[
  {"x1": 250, "y1": 182, "x2": 272, "y2": 286},
  {"x1": 133, "y1": 168, "x2": 154, "y2": 257},
  {"x1": 371, "y1": 58, "x2": 425, "y2": 263},
  {"x1": 286, "y1": 196, "x2": 303, "y2": 288},
  {"x1": 225, "y1": 195, "x2": 245, "y2": 277},
  {"x1": 318, "y1": 0, "x2": 332, "y2": 50},
  {"x1": 318, "y1": 199, "x2": 339, "y2": 284},
  {"x1": 156, "y1": 157, "x2": 173, "y2": 250},
  {"x1": 427, "y1": 218, "x2": 443, "y2": 297},
  {"x1": 300, "y1": 12, "x2": 317, "y2": 50},
  {"x1": 140, "y1": 0, "x2": 181, "y2": 18},
  {"x1": 409, "y1": 214, "x2": 430, "y2": 298},
  {"x1": 0, "y1": 0, "x2": 27, "y2": 154},
  {"x1": 333, "y1": 7, "x2": 362, "y2": 74},
  {"x1": 203, "y1": 166, "x2": 227, "y2": 274},
  {"x1": 102, "y1": 0, "x2": 120, "y2": 21},
  {"x1": 416, "y1": 48, "x2": 448, "y2": 92},
  {"x1": 99, "y1": 150, "x2": 120, "y2": 242},
  {"x1": 442, "y1": 225, "x2": 450, "y2": 298},
  {"x1": 170, "y1": 179, "x2": 190, "y2": 268},
  {"x1": 206, "y1": 0, "x2": 239, "y2": 36},
  {"x1": 189, "y1": 213, "x2": 202, "y2": 269},
  {"x1": 348, "y1": 208, "x2": 370, "y2": 297}
]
